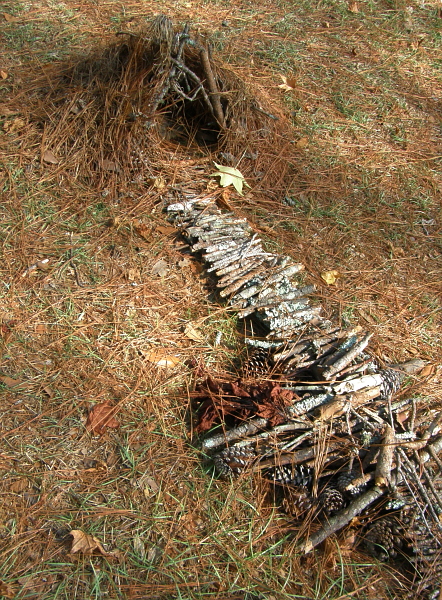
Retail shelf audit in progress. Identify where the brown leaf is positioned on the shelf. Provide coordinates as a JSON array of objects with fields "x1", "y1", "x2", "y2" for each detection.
[
  {"x1": 3, "y1": 12, "x2": 16, "y2": 22},
  {"x1": 348, "y1": 1, "x2": 359, "y2": 12},
  {"x1": 34, "y1": 323, "x2": 47, "y2": 334},
  {"x1": 156, "y1": 225, "x2": 176, "y2": 235},
  {"x1": 100, "y1": 158, "x2": 119, "y2": 172},
  {"x1": 0, "y1": 581, "x2": 16, "y2": 599},
  {"x1": 184, "y1": 322, "x2": 204, "y2": 342},
  {"x1": 86, "y1": 401, "x2": 119, "y2": 435},
  {"x1": 3, "y1": 117, "x2": 25, "y2": 133},
  {"x1": 278, "y1": 75, "x2": 297, "y2": 92},
  {"x1": 42, "y1": 385, "x2": 54, "y2": 398},
  {"x1": 42, "y1": 149, "x2": 59, "y2": 164},
  {"x1": 0, "y1": 375, "x2": 24, "y2": 387},
  {"x1": 0, "y1": 70, "x2": 8, "y2": 79},
  {"x1": 295, "y1": 137, "x2": 308, "y2": 149},
  {"x1": 69, "y1": 529, "x2": 113, "y2": 556},
  {"x1": 0, "y1": 104, "x2": 18, "y2": 116},
  {"x1": 420, "y1": 364, "x2": 435, "y2": 378},
  {"x1": 10, "y1": 478, "x2": 29, "y2": 493},
  {"x1": 133, "y1": 219, "x2": 151, "y2": 239},
  {"x1": 151, "y1": 259, "x2": 168, "y2": 277}
]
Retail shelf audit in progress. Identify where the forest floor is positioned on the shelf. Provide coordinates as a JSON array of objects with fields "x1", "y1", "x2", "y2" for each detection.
[{"x1": 0, "y1": 0, "x2": 441, "y2": 598}]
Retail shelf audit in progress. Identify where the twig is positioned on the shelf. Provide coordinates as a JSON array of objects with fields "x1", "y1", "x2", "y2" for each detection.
[
  {"x1": 301, "y1": 486, "x2": 386, "y2": 553},
  {"x1": 322, "y1": 333, "x2": 373, "y2": 380},
  {"x1": 199, "y1": 48, "x2": 225, "y2": 127},
  {"x1": 375, "y1": 425, "x2": 396, "y2": 487}
]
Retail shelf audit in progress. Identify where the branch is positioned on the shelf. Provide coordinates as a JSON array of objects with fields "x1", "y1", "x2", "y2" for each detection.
[{"x1": 301, "y1": 486, "x2": 386, "y2": 553}]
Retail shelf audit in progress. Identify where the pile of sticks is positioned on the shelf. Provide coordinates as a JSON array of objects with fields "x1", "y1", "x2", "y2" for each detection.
[{"x1": 165, "y1": 193, "x2": 441, "y2": 599}]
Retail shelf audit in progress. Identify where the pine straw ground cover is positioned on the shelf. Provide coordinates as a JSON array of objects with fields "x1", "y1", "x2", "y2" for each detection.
[{"x1": 0, "y1": 0, "x2": 441, "y2": 599}]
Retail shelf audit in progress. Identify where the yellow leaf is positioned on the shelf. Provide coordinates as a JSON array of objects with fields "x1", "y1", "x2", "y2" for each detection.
[
  {"x1": 145, "y1": 349, "x2": 181, "y2": 368},
  {"x1": 321, "y1": 269, "x2": 341, "y2": 285},
  {"x1": 211, "y1": 163, "x2": 250, "y2": 196}
]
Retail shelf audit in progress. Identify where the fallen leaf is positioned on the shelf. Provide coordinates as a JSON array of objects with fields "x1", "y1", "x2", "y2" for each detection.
[
  {"x1": 217, "y1": 188, "x2": 234, "y2": 211},
  {"x1": 178, "y1": 257, "x2": 203, "y2": 274},
  {"x1": 0, "y1": 375, "x2": 24, "y2": 387},
  {"x1": 295, "y1": 137, "x2": 309, "y2": 149},
  {"x1": 3, "y1": 12, "x2": 16, "y2": 22},
  {"x1": 126, "y1": 268, "x2": 141, "y2": 281},
  {"x1": 211, "y1": 162, "x2": 250, "y2": 196},
  {"x1": 133, "y1": 219, "x2": 151, "y2": 239},
  {"x1": 69, "y1": 529, "x2": 113, "y2": 556},
  {"x1": 278, "y1": 75, "x2": 297, "y2": 91},
  {"x1": 0, "y1": 70, "x2": 8, "y2": 79},
  {"x1": 100, "y1": 158, "x2": 119, "y2": 172},
  {"x1": 321, "y1": 269, "x2": 341, "y2": 285},
  {"x1": 10, "y1": 478, "x2": 29, "y2": 493},
  {"x1": 3, "y1": 117, "x2": 26, "y2": 133},
  {"x1": 86, "y1": 401, "x2": 120, "y2": 435},
  {"x1": 145, "y1": 349, "x2": 180, "y2": 368},
  {"x1": 0, "y1": 104, "x2": 18, "y2": 116},
  {"x1": 348, "y1": 1, "x2": 359, "y2": 12},
  {"x1": 156, "y1": 225, "x2": 176, "y2": 235},
  {"x1": 184, "y1": 322, "x2": 204, "y2": 342},
  {"x1": 151, "y1": 259, "x2": 168, "y2": 277},
  {"x1": 133, "y1": 535, "x2": 146, "y2": 559},
  {"x1": 420, "y1": 364, "x2": 435, "y2": 377},
  {"x1": 42, "y1": 149, "x2": 59, "y2": 164},
  {"x1": 35, "y1": 323, "x2": 47, "y2": 334},
  {"x1": 42, "y1": 385, "x2": 54, "y2": 398},
  {"x1": 396, "y1": 410, "x2": 409, "y2": 425},
  {"x1": 0, "y1": 581, "x2": 16, "y2": 599}
]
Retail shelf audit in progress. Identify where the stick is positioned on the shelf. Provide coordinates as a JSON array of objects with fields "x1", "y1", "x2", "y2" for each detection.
[
  {"x1": 199, "y1": 48, "x2": 225, "y2": 127},
  {"x1": 301, "y1": 486, "x2": 386, "y2": 553},
  {"x1": 322, "y1": 333, "x2": 373, "y2": 379},
  {"x1": 375, "y1": 425, "x2": 396, "y2": 487}
]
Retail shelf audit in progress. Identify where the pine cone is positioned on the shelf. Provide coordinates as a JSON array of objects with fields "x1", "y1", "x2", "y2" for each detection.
[
  {"x1": 264, "y1": 464, "x2": 313, "y2": 487},
  {"x1": 379, "y1": 368, "x2": 403, "y2": 400},
  {"x1": 282, "y1": 486, "x2": 313, "y2": 517},
  {"x1": 364, "y1": 516, "x2": 404, "y2": 559},
  {"x1": 213, "y1": 446, "x2": 256, "y2": 478},
  {"x1": 318, "y1": 487, "x2": 345, "y2": 515},
  {"x1": 336, "y1": 471, "x2": 368, "y2": 498},
  {"x1": 242, "y1": 348, "x2": 273, "y2": 377}
]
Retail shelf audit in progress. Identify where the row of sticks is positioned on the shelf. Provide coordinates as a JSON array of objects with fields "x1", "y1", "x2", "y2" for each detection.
[
  {"x1": 164, "y1": 192, "x2": 441, "y2": 599},
  {"x1": 166, "y1": 193, "x2": 326, "y2": 339}
]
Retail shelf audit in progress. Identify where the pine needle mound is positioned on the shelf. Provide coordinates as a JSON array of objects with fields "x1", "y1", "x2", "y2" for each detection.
[{"x1": 34, "y1": 15, "x2": 294, "y2": 200}]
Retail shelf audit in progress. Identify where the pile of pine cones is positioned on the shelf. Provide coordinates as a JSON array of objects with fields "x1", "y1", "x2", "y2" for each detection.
[{"x1": 165, "y1": 193, "x2": 442, "y2": 599}]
